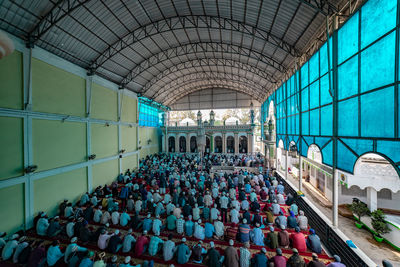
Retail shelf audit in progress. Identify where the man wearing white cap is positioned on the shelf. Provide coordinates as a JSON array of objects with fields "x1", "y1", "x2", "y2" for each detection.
[
  {"x1": 152, "y1": 215, "x2": 163, "y2": 236},
  {"x1": 122, "y1": 229, "x2": 136, "y2": 253},
  {"x1": 111, "y1": 208, "x2": 120, "y2": 225},
  {"x1": 194, "y1": 219, "x2": 205, "y2": 240},
  {"x1": 176, "y1": 238, "x2": 191, "y2": 264},
  {"x1": 36, "y1": 213, "x2": 49, "y2": 236},
  {"x1": 204, "y1": 241, "x2": 223, "y2": 267},
  {"x1": 224, "y1": 239, "x2": 239, "y2": 267},
  {"x1": 1, "y1": 234, "x2": 18, "y2": 261},
  {"x1": 252, "y1": 247, "x2": 268, "y2": 267},
  {"x1": 93, "y1": 206, "x2": 102, "y2": 223},
  {"x1": 64, "y1": 237, "x2": 87, "y2": 263}
]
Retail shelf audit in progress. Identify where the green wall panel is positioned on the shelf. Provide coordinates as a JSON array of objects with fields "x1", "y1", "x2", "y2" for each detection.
[
  {"x1": 0, "y1": 116, "x2": 24, "y2": 180},
  {"x1": 32, "y1": 58, "x2": 86, "y2": 116},
  {"x1": 121, "y1": 125, "x2": 137, "y2": 152},
  {"x1": 92, "y1": 159, "x2": 118, "y2": 188},
  {"x1": 0, "y1": 184, "x2": 25, "y2": 234},
  {"x1": 33, "y1": 119, "x2": 87, "y2": 171},
  {"x1": 33, "y1": 167, "x2": 87, "y2": 216},
  {"x1": 0, "y1": 51, "x2": 23, "y2": 109},
  {"x1": 91, "y1": 83, "x2": 118, "y2": 121},
  {"x1": 91, "y1": 123, "x2": 118, "y2": 159},
  {"x1": 121, "y1": 95, "x2": 137, "y2": 123},
  {"x1": 122, "y1": 154, "x2": 137, "y2": 172}
]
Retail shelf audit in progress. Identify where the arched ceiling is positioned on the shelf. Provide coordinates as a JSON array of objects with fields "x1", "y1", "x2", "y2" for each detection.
[{"x1": 0, "y1": 0, "x2": 351, "y2": 109}]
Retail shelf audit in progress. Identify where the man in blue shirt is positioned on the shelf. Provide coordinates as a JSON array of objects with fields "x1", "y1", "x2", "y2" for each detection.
[
  {"x1": 185, "y1": 215, "x2": 195, "y2": 236},
  {"x1": 142, "y1": 214, "x2": 153, "y2": 232},
  {"x1": 204, "y1": 222, "x2": 215, "y2": 239}
]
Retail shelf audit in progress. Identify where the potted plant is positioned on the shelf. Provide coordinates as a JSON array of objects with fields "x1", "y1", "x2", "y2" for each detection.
[
  {"x1": 371, "y1": 209, "x2": 391, "y2": 242},
  {"x1": 350, "y1": 200, "x2": 369, "y2": 228}
]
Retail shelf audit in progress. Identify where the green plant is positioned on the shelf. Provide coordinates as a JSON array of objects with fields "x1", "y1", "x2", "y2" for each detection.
[
  {"x1": 371, "y1": 210, "x2": 391, "y2": 237},
  {"x1": 350, "y1": 201, "x2": 369, "y2": 221}
]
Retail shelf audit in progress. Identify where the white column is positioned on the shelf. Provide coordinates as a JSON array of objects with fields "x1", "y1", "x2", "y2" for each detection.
[
  {"x1": 299, "y1": 156, "x2": 303, "y2": 192},
  {"x1": 186, "y1": 134, "x2": 190, "y2": 153},
  {"x1": 367, "y1": 187, "x2": 378, "y2": 212},
  {"x1": 234, "y1": 133, "x2": 239, "y2": 154},
  {"x1": 222, "y1": 134, "x2": 226, "y2": 153},
  {"x1": 285, "y1": 150, "x2": 288, "y2": 179},
  {"x1": 332, "y1": 168, "x2": 339, "y2": 227},
  {"x1": 175, "y1": 136, "x2": 179, "y2": 153}
]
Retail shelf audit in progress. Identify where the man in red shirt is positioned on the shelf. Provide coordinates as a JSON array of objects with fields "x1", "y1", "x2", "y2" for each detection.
[
  {"x1": 134, "y1": 230, "x2": 149, "y2": 257},
  {"x1": 270, "y1": 248, "x2": 287, "y2": 267},
  {"x1": 290, "y1": 227, "x2": 307, "y2": 253}
]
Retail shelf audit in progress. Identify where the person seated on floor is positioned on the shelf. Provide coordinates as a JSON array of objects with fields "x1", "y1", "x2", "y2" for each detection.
[
  {"x1": 162, "y1": 234, "x2": 176, "y2": 261},
  {"x1": 119, "y1": 209, "x2": 131, "y2": 227},
  {"x1": 47, "y1": 216, "x2": 62, "y2": 238},
  {"x1": 250, "y1": 199, "x2": 261, "y2": 213},
  {"x1": 107, "y1": 230, "x2": 123, "y2": 253},
  {"x1": 176, "y1": 237, "x2": 191, "y2": 265},
  {"x1": 148, "y1": 232, "x2": 164, "y2": 256},
  {"x1": 194, "y1": 219, "x2": 205, "y2": 240},
  {"x1": 270, "y1": 248, "x2": 287, "y2": 267},
  {"x1": 290, "y1": 227, "x2": 307, "y2": 253},
  {"x1": 100, "y1": 209, "x2": 111, "y2": 225},
  {"x1": 12, "y1": 236, "x2": 29, "y2": 264},
  {"x1": 64, "y1": 237, "x2": 87, "y2": 263},
  {"x1": 250, "y1": 223, "x2": 265, "y2": 246},
  {"x1": 1, "y1": 234, "x2": 19, "y2": 261},
  {"x1": 265, "y1": 226, "x2": 279, "y2": 249},
  {"x1": 297, "y1": 210, "x2": 308, "y2": 231},
  {"x1": 47, "y1": 240, "x2": 64, "y2": 267},
  {"x1": 306, "y1": 229, "x2": 322, "y2": 254},
  {"x1": 122, "y1": 229, "x2": 136, "y2": 253},
  {"x1": 214, "y1": 217, "x2": 225, "y2": 240},
  {"x1": 191, "y1": 240, "x2": 206, "y2": 264},
  {"x1": 111, "y1": 208, "x2": 120, "y2": 225},
  {"x1": 307, "y1": 253, "x2": 326, "y2": 267},
  {"x1": 289, "y1": 202, "x2": 299, "y2": 216},
  {"x1": 286, "y1": 248, "x2": 306, "y2": 267},
  {"x1": 274, "y1": 211, "x2": 287, "y2": 229},
  {"x1": 224, "y1": 239, "x2": 239, "y2": 267},
  {"x1": 143, "y1": 214, "x2": 153, "y2": 232},
  {"x1": 327, "y1": 255, "x2": 346, "y2": 267},
  {"x1": 276, "y1": 192, "x2": 285, "y2": 205},
  {"x1": 176, "y1": 215, "x2": 185, "y2": 235},
  {"x1": 36, "y1": 213, "x2": 49, "y2": 236},
  {"x1": 271, "y1": 200, "x2": 281, "y2": 215},
  {"x1": 239, "y1": 219, "x2": 251, "y2": 243},
  {"x1": 79, "y1": 223, "x2": 94, "y2": 243},
  {"x1": 65, "y1": 203, "x2": 74, "y2": 218},
  {"x1": 93, "y1": 206, "x2": 102, "y2": 223},
  {"x1": 166, "y1": 213, "x2": 177, "y2": 231},
  {"x1": 184, "y1": 215, "x2": 194, "y2": 236},
  {"x1": 251, "y1": 247, "x2": 268, "y2": 267},
  {"x1": 205, "y1": 221, "x2": 215, "y2": 239},
  {"x1": 277, "y1": 181, "x2": 285, "y2": 194},
  {"x1": 134, "y1": 230, "x2": 149, "y2": 257},
  {"x1": 277, "y1": 224, "x2": 290, "y2": 248},
  {"x1": 205, "y1": 241, "x2": 224, "y2": 267},
  {"x1": 287, "y1": 211, "x2": 298, "y2": 229},
  {"x1": 211, "y1": 204, "x2": 220, "y2": 222},
  {"x1": 97, "y1": 228, "x2": 114, "y2": 250}
]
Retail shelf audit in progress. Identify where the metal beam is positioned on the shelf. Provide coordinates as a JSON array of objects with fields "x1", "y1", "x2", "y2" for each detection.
[
  {"x1": 140, "y1": 58, "x2": 275, "y2": 97},
  {"x1": 166, "y1": 84, "x2": 265, "y2": 106},
  {"x1": 27, "y1": 0, "x2": 92, "y2": 43},
  {"x1": 89, "y1": 15, "x2": 301, "y2": 71},
  {"x1": 298, "y1": 0, "x2": 338, "y2": 16},
  {"x1": 150, "y1": 72, "x2": 266, "y2": 102},
  {"x1": 119, "y1": 42, "x2": 284, "y2": 88}
]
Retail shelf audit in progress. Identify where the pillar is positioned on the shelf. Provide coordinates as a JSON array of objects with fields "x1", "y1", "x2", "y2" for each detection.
[
  {"x1": 367, "y1": 187, "x2": 378, "y2": 212},
  {"x1": 210, "y1": 135, "x2": 214, "y2": 153},
  {"x1": 332, "y1": 168, "x2": 339, "y2": 227},
  {"x1": 222, "y1": 133, "x2": 226, "y2": 153},
  {"x1": 299, "y1": 156, "x2": 303, "y2": 192},
  {"x1": 285, "y1": 149, "x2": 288, "y2": 179},
  {"x1": 234, "y1": 133, "x2": 239, "y2": 154},
  {"x1": 175, "y1": 136, "x2": 179, "y2": 153},
  {"x1": 186, "y1": 133, "x2": 190, "y2": 153}
]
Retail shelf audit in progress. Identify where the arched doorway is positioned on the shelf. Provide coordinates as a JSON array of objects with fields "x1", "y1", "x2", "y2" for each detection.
[
  {"x1": 214, "y1": 136, "x2": 222, "y2": 153},
  {"x1": 168, "y1": 136, "x2": 175, "y2": 152},
  {"x1": 206, "y1": 137, "x2": 210, "y2": 153},
  {"x1": 179, "y1": 136, "x2": 186, "y2": 152},
  {"x1": 227, "y1": 136, "x2": 235, "y2": 153},
  {"x1": 239, "y1": 136, "x2": 248, "y2": 153},
  {"x1": 306, "y1": 144, "x2": 324, "y2": 192},
  {"x1": 190, "y1": 136, "x2": 197, "y2": 153},
  {"x1": 351, "y1": 153, "x2": 400, "y2": 212}
]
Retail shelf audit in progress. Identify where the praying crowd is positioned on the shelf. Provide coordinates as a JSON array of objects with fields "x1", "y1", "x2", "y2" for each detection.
[{"x1": 0, "y1": 153, "x2": 352, "y2": 267}]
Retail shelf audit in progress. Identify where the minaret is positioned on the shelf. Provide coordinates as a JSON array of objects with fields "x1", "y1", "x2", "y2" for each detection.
[
  {"x1": 250, "y1": 102, "x2": 255, "y2": 125},
  {"x1": 197, "y1": 110, "x2": 202, "y2": 126},
  {"x1": 209, "y1": 110, "x2": 215, "y2": 126}
]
